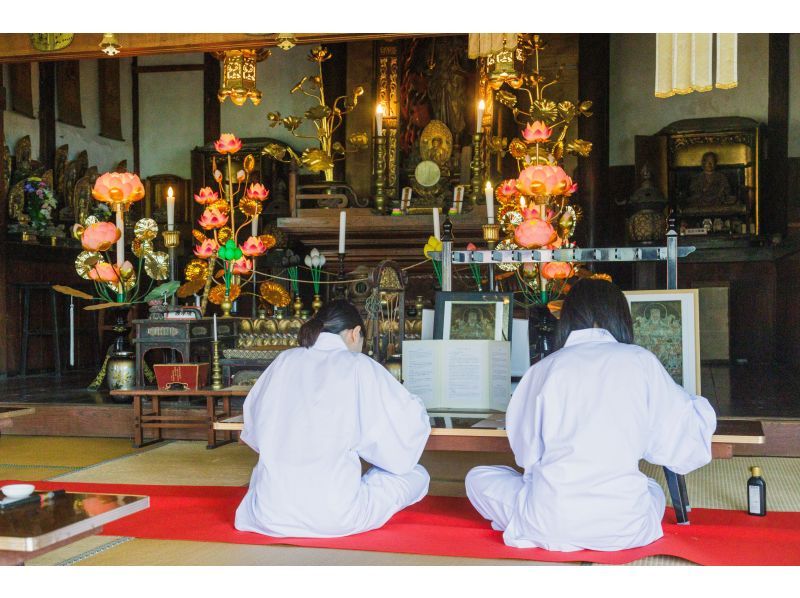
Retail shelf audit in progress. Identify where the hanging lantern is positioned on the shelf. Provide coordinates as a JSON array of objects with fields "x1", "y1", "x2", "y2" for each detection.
[
  {"x1": 276, "y1": 33, "x2": 297, "y2": 51},
  {"x1": 217, "y1": 48, "x2": 271, "y2": 106}
]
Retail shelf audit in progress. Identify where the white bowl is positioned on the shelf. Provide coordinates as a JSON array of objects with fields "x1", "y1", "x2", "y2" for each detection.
[{"x1": 1, "y1": 484, "x2": 35, "y2": 499}]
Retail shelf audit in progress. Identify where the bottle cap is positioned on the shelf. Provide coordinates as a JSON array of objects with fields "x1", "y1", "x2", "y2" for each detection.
[{"x1": 751, "y1": 466, "x2": 762, "y2": 477}]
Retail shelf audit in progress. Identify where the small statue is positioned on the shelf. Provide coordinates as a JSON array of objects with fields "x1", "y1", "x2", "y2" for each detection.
[
  {"x1": 620, "y1": 163, "x2": 668, "y2": 244},
  {"x1": 689, "y1": 151, "x2": 734, "y2": 206}
]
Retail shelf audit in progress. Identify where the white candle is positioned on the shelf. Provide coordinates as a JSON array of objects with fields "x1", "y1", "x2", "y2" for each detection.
[
  {"x1": 166, "y1": 187, "x2": 175, "y2": 231},
  {"x1": 485, "y1": 182, "x2": 495, "y2": 224},
  {"x1": 476, "y1": 99, "x2": 485, "y2": 134},
  {"x1": 338, "y1": 210, "x2": 346, "y2": 254},
  {"x1": 115, "y1": 207, "x2": 124, "y2": 266},
  {"x1": 376, "y1": 104, "x2": 384, "y2": 136},
  {"x1": 195, "y1": 294, "x2": 200, "y2": 308},
  {"x1": 213, "y1": 313, "x2": 218, "y2": 341},
  {"x1": 433, "y1": 207, "x2": 440, "y2": 240},
  {"x1": 69, "y1": 297, "x2": 75, "y2": 367},
  {"x1": 251, "y1": 214, "x2": 259, "y2": 238}
]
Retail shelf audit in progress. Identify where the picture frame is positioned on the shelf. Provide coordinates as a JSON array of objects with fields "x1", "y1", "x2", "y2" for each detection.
[
  {"x1": 624, "y1": 289, "x2": 701, "y2": 395},
  {"x1": 433, "y1": 291, "x2": 513, "y2": 344}
]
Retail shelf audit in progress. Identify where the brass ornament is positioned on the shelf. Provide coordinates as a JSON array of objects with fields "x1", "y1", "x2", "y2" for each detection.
[
  {"x1": 75, "y1": 251, "x2": 102, "y2": 280},
  {"x1": 217, "y1": 49, "x2": 270, "y2": 106},
  {"x1": 177, "y1": 279, "x2": 206, "y2": 298},
  {"x1": 132, "y1": 238, "x2": 154, "y2": 258},
  {"x1": 192, "y1": 229, "x2": 207, "y2": 244},
  {"x1": 134, "y1": 218, "x2": 158, "y2": 241},
  {"x1": 259, "y1": 281, "x2": 291, "y2": 307},
  {"x1": 419, "y1": 120, "x2": 453, "y2": 165},
  {"x1": 144, "y1": 251, "x2": 169, "y2": 280},
  {"x1": 239, "y1": 198, "x2": 262, "y2": 217},
  {"x1": 184, "y1": 259, "x2": 209, "y2": 282},
  {"x1": 30, "y1": 33, "x2": 75, "y2": 52},
  {"x1": 495, "y1": 239, "x2": 521, "y2": 272},
  {"x1": 217, "y1": 226, "x2": 233, "y2": 245},
  {"x1": 106, "y1": 275, "x2": 136, "y2": 294},
  {"x1": 259, "y1": 234, "x2": 277, "y2": 250},
  {"x1": 209, "y1": 283, "x2": 241, "y2": 305},
  {"x1": 83, "y1": 215, "x2": 100, "y2": 227}
]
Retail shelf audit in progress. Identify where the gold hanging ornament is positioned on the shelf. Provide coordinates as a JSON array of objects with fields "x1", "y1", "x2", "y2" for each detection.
[{"x1": 217, "y1": 49, "x2": 271, "y2": 106}]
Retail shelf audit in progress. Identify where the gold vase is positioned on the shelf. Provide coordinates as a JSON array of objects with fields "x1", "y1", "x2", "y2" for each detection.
[
  {"x1": 311, "y1": 294, "x2": 323, "y2": 314},
  {"x1": 293, "y1": 295, "x2": 303, "y2": 317},
  {"x1": 220, "y1": 297, "x2": 233, "y2": 317}
]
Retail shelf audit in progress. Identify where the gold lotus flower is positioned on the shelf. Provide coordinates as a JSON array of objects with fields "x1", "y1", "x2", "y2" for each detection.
[
  {"x1": 301, "y1": 148, "x2": 334, "y2": 173},
  {"x1": 217, "y1": 226, "x2": 232, "y2": 245},
  {"x1": 259, "y1": 234, "x2": 277, "y2": 250},
  {"x1": 209, "y1": 283, "x2": 241, "y2": 305},
  {"x1": 557, "y1": 101, "x2": 576, "y2": 120},
  {"x1": 532, "y1": 99, "x2": 558, "y2": 121},
  {"x1": 579, "y1": 101, "x2": 594, "y2": 117},
  {"x1": 192, "y1": 229, "x2": 207, "y2": 244},
  {"x1": 508, "y1": 138, "x2": 527, "y2": 160},
  {"x1": 144, "y1": 251, "x2": 169, "y2": 280},
  {"x1": 209, "y1": 199, "x2": 229, "y2": 214},
  {"x1": 106, "y1": 276, "x2": 136, "y2": 294},
  {"x1": 496, "y1": 90, "x2": 517, "y2": 109},
  {"x1": 132, "y1": 238, "x2": 154, "y2": 258},
  {"x1": 184, "y1": 259, "x2": 209, "y2": 282},
  {"x1": 282, "y1": 116, "x2": 302, "y2": 131},
  {"x1": 75, "y1": 251, "x2": 101, "y2": 280},
  {"x1": 177, "y1": 279, "x2": 206, "y2": 298},
  {"x1": 134, "y1": 218, "x2": 158, "y2": 241},
  {"x1": 305, "y1": 105, "x2": 331, "y2": 120},
  {"x1": 259, "y1": 281, "x2": 291, "y2": 307},
  {"x1": 307, "y1": 45, "x2": 332, "y2": 63},
  {"x1": 566, "y1": 139, "x2": 593, "y2": 157},
  {"x1": 239, "y1": 198, "x2": 262, "y2": 217}
]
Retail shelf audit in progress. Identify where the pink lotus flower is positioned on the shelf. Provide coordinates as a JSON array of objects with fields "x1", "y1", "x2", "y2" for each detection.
[
  {"x1": 522, "y1": 121, "x2": 553, "y2": 143},
  {"x1": 498, "y1": 179, "x2": 518, "y2": 198},
  {"x1": 194, "y1": 187, "x2": 219, "y2": 205},
  {"x1": 232, "y1": 256, "x2": 253, "y2": 275},
  {"x1": 213, "y1": 170, "x2": 223, "y2": 183},
  {"x1": 246, "y1": 183, "x2": 269, "y2": 201},
  {"x1": 214, "y1": 133, "x2": 242, "y2": 155},
  {"x1": 88, "y1": 261, "x2": 121, "y2": 283},
  {"x1": 514, "y1": 216, "x2": 557, "y2": 249},
  {"x1": 198, "y1": 208, "x2": 229, "y2": 230},
  {"x1": 516, "y1": 164, "x2": 575, "y2": 197},
  {"x1": 240, "y1": 236, "x2": 266, "y2": 257},
  {"x1": 466, "y1": 242, "x2": 478, "y2": 251},
  {"x1": 541, "y1": 261, "x2": 573, "y2": 280},
  {"x1": 81, "y1": 222, "x2": 120, "y2": 252},
  {"x1": 193, "y1": 238, "x2": 218, "y2": 258},
  {"x1": 92, "y1": 172, "x2": 145, "y2": 205}
]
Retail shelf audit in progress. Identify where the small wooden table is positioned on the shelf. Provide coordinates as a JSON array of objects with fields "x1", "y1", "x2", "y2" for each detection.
[
  {"x1": 113, "y1": 387, "x2": 249, "y2": 449},
  {"x1": 0, "y1": 491, "x2": 149, "y2": 565}
]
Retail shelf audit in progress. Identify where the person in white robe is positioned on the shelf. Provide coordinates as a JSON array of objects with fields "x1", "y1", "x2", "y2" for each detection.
[
  {"x1": 235, "y1": 300, "x2": 431, "y2": 538},
  {"x1": 465, "y1": 279, "x2": 716, "y2": 552}
]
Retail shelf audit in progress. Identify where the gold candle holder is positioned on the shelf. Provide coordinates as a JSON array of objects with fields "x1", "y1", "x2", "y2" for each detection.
[
  {"x1": 211, "y1": 340, "x2": 223, "y2": 390},
  {"x1": 482, "y1": 223, "x2": 501, "y2": 249},
  {"x1": 374, "y1": 134, "x2": 387, "y2": 214},
  {"x1": 161, "y1": 230, "x2": 180, "y2": 248},
  {"x1": 467, "y1": 132, "x2": 484, "y2": 212}
]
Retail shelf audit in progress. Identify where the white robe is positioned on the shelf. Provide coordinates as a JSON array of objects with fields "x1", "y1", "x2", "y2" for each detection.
[
  {"x1": 466, "y1": 328, "x2": 717, "y2": 552},
  {"x1": 235, "y1": 332, "x2": 431, "y2": 538}
]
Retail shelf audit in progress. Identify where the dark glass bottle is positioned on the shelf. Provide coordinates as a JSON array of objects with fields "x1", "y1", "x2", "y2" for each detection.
[{"x1": 747, "y1": 466, "x2": 766, "y2": 516}]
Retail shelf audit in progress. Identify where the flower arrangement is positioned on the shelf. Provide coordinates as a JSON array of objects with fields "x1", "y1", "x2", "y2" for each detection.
[
  {"x1": 22, "y1": 177, "x2": 58, "y2": 232},
  {"x1": 423, "y1": 236, "x2": 443, "y2": 287},
  {"x1": 465, "y1": 243, "x2": 483, "y2": 291},
  {"x1": 304, "y1": 248, "x2": 327, "y2": 295},
  {"x1": 55, "y1": 172, "x2": 177, "y2": 309},
  {"x1": 263, "y1": 45, "x2": 368, "y2": 182},
  {"x1": 178, "y1": 133, "x2": 276, "y2": 315}
]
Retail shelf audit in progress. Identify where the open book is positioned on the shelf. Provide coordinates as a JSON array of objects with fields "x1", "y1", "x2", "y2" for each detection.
[{"x1": 402, "y1": 340, "x2": 511, "y2": 411}]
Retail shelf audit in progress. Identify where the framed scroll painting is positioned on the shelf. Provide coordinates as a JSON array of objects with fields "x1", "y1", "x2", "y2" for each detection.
[
  {"x1": 624, "y1": 289, "x2": 701, "y2": 395},
  {"x1": 433, "y1": 291, "x2": 513, "y2": 344}
]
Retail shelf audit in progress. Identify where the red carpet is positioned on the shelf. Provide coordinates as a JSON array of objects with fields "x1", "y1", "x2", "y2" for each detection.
[{"x1": 5, "y1": 480, "x2": 800, "y2": 565}]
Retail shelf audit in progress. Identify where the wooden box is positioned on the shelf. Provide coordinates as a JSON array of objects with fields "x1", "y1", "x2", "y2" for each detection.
[{"x1": 153, "y1": 363, "x2": 210, "y2": 391}]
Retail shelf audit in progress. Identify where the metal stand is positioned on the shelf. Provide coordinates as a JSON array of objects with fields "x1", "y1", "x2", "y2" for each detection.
[
  {"x1": 467, "y1": 132, "x2": 484, "y2": 212},
  {"x1": 374, "y1": 133, "x2": 387, "y2": 214},
  {"x1": 441, "y1": 215, "x2": 454, "y2": 292},
  {"x1": 482, "y1": 223, "x2": 500, "y2": 291},
  {"x1": 335, "y1": 252, "x2": 347, "y2": 299},
  {"x1": 211, "y1": 341, "x2": 223, "y2": 390},
  {"x1": 162, "y1": 230, "x2": 180, "y2": 306}
]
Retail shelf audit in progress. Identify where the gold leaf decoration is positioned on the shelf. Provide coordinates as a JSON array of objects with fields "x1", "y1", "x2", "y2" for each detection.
[
  {"x1": 208, "y1": 283, "x2": 241, "y2": 305},
  {"x1": 508, "y1": 138, "x2": 527, "y2": 160},
  {"x1": 305, "y1": 105, "x2": 331, "y2": 120},
  {"x1": 566, "y1": 139, "x2": 593, "y2": 157},
  {"x1": 75, "y1": 251, "x2": 102, "y2": 280},
  {"x1": 301, "y1": 148, "x2": 334, "y2": 173},
  {"x1": 217, "y1": 226, "x2": 232, "y2": 245},
  {"x1": 177, "y1": 278, "x2": 205, "y2": 298},
  {"x1": 184, "y1": 259, "x2": 209, "y2": 282},
  {"x1": 243, "y1": 154, "x2": 255, "y2": 173},
  {"x1": 239, "y1": 198, "x2": 262, "y2": 217},
  {"x1": 262, "y1": 143, "x2": 287, "y2": 161},
  {"x1": 144, "y1": 251, "x2": 169, "y2": 281},
  {"x1": 348, "y1": 133, "x2": 369, "y2": 149},
  {"x1": 259, "y1": 281, "x2": 291, "y2": 307},
  {"x1": 282, "y1": 116, "x2": 302, "y2": 131},
  {"x1": 579, "y1": 100, "x2": 594, "y2": 117},
  {"x1": 591, "y1": 273, "x2": 612, "y2": 282},
  {"x1": 209, "y1": 199, "x2": 229, "y2": 214},
  {"x1": 496, "y1": 90, "x2": 518, "y2": 109},
  {"x1": 132, "y1": 238, "x2": 154, "y2": 258},
  {"x1": 259, "y1": 234, "x2": 277, "y2": 250},
  {"x1": 134, "y1": 218, "x2": 158, "y2": 241},
  {"x1": 557, "y1": 101, "x2": 576, "y2": 121},
  {"x1": 52, "y1": 285, "x2": 94, "y2": 300},
  {"x1": 85, "y1": 301, "x2": 131, "y2": 311},
  {"x1": 192, "y1": 229, "x2": 207, "y2": 244},
  {"x1": 532, "y1": 99, "x2": 558, "y2": 121}
]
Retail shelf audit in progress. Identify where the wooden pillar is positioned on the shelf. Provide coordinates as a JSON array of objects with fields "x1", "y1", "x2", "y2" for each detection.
[
  {"x1": 38, "y1": 61, "x2": 56, "y2": 169},
  {"x1": 765, "y1": 33, "x2": 789, "y2": 237},
  {"x1": 0, "y1": 66, "x2": 8, "y2": 375},
  {"x1": 132, "y1": 57, "x2": 140, "y2": 174},
  {"x1": 576, "y1": 34, "x2": 610, "y2": 248},
  {"x1": 203, "y1": 53, "x2": 220, "y2": 144}
]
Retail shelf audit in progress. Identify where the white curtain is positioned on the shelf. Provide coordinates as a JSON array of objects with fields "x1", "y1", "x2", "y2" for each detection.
[
  {"x1": 468, "y1": 33, "x2": 518, "y2": 59},
  {"x1": 655, "y1": 33, "x2": 737, "y2": 98}
]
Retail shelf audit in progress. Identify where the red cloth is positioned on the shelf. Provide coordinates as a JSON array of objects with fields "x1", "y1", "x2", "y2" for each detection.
[{"x1": 5, "y1": 480, "x2": 800, "y2": 565}]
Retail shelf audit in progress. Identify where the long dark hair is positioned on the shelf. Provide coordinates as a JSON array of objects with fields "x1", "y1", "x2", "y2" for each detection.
[
  {"x1": 297, "y1": 299, "x2": 366, "y2": 348},
  {"x1": 555, "y1": 278, "x2": 634, "y2": 349}
]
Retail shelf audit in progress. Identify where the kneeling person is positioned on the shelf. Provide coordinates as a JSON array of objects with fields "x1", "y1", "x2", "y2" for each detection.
[{"x1": 235, "y1": 300, "x2": 431, "y2": 538}]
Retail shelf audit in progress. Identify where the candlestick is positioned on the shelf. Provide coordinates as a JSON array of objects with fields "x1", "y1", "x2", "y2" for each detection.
[
  {"x1": 213, "y1": 313, "x2": 218, "y2": 341},
  {"x1": 166, "y1": 186, "x2": 175, "y2": 231},
  {"x1": 376, "y1": 103, "x2": 384, "y2": 136},
  {"x1": 211, "y1": 340, "x2": 223, "y2": 390},
  {"x1": 485, "y1": 181, "x2": 495, "y2": 224},
  {"x1": 69, "y1": 297, "x2": 75, "y2": 367},
  {"x1": 338, "y1": 210, "x2": 346, "y2": 254},
  {"x1": 467, "y1": 132, "x2": 484, "y2": 211},
  {"x1": 251, "y1": 214, "x2": 259, "y2": 238},
  {"x1": 482, "y1": 223, "x2": 501, "y2": 291},
  {"x1": 476, "y1": 99, "x2": 485, "y2": 134},
  {"x1": 335, "y1": 252, "x2": 347, "y2": 299},
  {"x1": 374, "y1": 133, "x2": 387, "y2": 214},
  {"x1": 433, "y1": 207, "x2": 440, "y2": 240}
]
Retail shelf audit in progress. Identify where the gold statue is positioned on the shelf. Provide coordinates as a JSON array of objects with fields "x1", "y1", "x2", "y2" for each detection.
[{"x1": 688, "y1": 151, "x2": 735, "y2": 206}]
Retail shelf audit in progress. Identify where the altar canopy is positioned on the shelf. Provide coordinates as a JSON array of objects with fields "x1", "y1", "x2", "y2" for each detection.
[{"x1": 655, "y1": 33, "x2": 738, "y2": 98}]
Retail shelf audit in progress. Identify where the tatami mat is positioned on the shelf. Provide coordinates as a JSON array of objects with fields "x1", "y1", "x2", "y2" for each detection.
[
  {"x1": 0, "y1": 435, "x2": 140, "y2": 468},
  {"x1": 0, "y1": 464, "x2": 76, "y2": 481}
]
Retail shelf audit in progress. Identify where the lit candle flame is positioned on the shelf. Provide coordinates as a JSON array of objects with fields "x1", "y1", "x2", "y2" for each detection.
[{"x1": 167, "y1": 186, "x2": 174, "y2": 198}]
